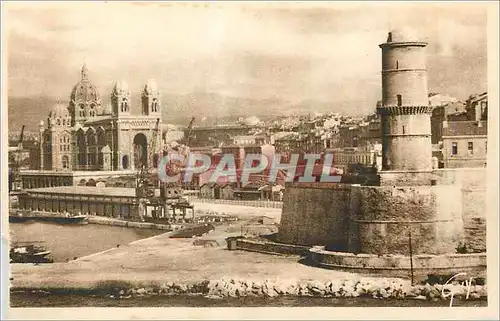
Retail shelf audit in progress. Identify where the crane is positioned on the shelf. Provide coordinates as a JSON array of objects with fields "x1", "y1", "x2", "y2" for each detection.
[
  {"x1": 136, "y1": 118, "x2": 161, "y2": 198},
  {"x1": 178, "y1": 116, "x2": 195, "y2": 146},
  {"x1": 18, "y1": 125, "x2": 25, "y2": 150},
  {"x1": 186, "y1": 116, "x2": 195, "y2": 146},
  {"x1": 135, "y1": 118, "x2": 161, "y2": 221}
]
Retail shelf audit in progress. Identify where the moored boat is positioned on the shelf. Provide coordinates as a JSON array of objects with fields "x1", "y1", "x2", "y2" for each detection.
[
  {"x1": 9, "y1": 210, "x2": 89, "y2": 225},
  {"x1": 49, "y1": 215, "x2": 88, "y2": 225},
  {"x1": 10, "y1": 242, "x2": 53, "y2": 264}
]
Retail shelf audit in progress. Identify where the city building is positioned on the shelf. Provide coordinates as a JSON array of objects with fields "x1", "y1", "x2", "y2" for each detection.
[
  {"x1": 432, "y1": 92, "x2": 488, "y2": 168},
  {"x1": 327, "y1": 144, "x2": 382, "y2": 174},
  {"x1": 187, "y1": 125, "x2": 258, "y2": 147},
  {"x1": 39, "y1": 64, "x2": 165, "y2": 172}
]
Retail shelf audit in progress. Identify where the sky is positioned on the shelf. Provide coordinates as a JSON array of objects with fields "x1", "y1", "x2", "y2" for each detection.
[{"x1": 4, "y1": 2, "x2": 489, "y2": 115}]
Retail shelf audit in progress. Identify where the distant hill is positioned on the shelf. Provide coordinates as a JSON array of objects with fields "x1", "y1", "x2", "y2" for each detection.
[
  {"x1": 8, "y1": 92, "x2": 354, "y2": 132},
  {"x1": 8, "y1": 96, "x2": 59, "y2": 132}
]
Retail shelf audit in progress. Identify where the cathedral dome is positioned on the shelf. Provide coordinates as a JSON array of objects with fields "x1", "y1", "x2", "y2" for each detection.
[
  {"x1": 70, "y1": 64, "x2": 100, "y2": 104},
  {"x1": 49, "y1": 103, "x2": 70, "y2": 119}
]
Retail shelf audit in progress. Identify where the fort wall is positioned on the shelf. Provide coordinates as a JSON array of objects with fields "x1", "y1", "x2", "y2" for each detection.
[
  {"x1": 347, "y1": 184, "x2": 463, "y2": 255},
  {"x1": 277, "y1": 168, "x2": 486, "y2": 255},
  {"x1": 277, "y1": 183, "x2": 350, "y2": 251}
]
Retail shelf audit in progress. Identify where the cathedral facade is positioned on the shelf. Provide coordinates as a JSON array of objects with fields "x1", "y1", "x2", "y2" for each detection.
[{"x1": 39, "y1": 65, "x2": 165, "y2": 172}]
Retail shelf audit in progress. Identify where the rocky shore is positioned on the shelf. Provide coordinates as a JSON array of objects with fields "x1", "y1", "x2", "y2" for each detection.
[{"x1": 15, "y1": 277, "x2": 487, "y2": 302}]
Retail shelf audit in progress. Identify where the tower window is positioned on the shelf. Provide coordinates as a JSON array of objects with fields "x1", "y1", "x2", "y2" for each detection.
[
  {"x1": 452, "y1": 142, "x2": 458, "y2": 155},
  {"x1": 121, "y1": 98, "x2": 128, "y2": 112},
  {"x1": 397, "y1": 95, "x2": 402, "y2": 107},
  {"x1": 396, "y1": 60, "x2": 399, "y2": 69},
  {"x1": 468, "y1": 142, "x2": 474, "y2": 155},
  {"x1": 152, "y1": 99, "x2": 158, "y2": 113},
  {"x1": 402, "y1": 126, "x2": 406, "y2": 134}
]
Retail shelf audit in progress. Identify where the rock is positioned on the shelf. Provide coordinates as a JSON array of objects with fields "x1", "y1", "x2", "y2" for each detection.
[
  {"x1": 474, "y1": 285, "x2": 487, "y2": 297},
  {"x1": 428, "y1": 287, "x2": 441, "y2": 299},
  {"x1": 308, "y1": 281, "x2": 326, "y2": 296},
  {"x1": 379, "y1": 288, "x2": 389, "y2": 299},
  {"x1": 136, "y1": 288, "x2": 147, "y2": 295},
  {"x1": 422, "y1": 283, "x2": 432, "y2": 296},
  {"x1": 177, "y1": 284, "x2": 188, "y2": 293},
  {"x1": 414, "y1": 295, "x2": 426, "y2": 300}
]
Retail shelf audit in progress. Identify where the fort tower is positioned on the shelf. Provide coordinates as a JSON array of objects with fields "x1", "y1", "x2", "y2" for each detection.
[{"x1": 378, "y1": 30, "x2": 434, "y2": 172}]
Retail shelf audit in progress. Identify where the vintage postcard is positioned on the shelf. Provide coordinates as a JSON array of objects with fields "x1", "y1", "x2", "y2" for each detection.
[{"x1": 1, "y1": 1, "x2": 499, "y2": 320}]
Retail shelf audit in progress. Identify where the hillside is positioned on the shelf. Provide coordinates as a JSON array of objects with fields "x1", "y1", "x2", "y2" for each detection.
[{"x1": 8, "y1": 93, "x2": 347, "y2": 132}]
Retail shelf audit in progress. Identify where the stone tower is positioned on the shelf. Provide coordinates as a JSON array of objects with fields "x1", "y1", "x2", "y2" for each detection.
[
  {"x1": 377, "y1": 30, "x2": 434, "y2": 172},
  {"x1": 111, "y1": 80, "x2": 131, "y2": 116},
  {"x1": 142, "y1": 79, "x2": 161, "y2": 117}
]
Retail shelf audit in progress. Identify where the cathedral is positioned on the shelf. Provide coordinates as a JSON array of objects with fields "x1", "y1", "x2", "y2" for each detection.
[{"x1": 39, "y1": 64, "x2": 166, "y2": 172}]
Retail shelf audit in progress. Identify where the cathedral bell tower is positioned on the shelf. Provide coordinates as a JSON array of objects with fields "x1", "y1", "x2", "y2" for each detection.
[
  {"x1": 111, "y1": 80, "x2": 131, "y2": 117},
  {"x1": 141, "y1": 79, "x2": 161, "y2": 117}
]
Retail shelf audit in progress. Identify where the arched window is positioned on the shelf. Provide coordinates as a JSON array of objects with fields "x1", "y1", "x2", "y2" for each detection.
[
  {"x1": 57, "y1": 118, "x2": 61, "y2": 126},
  {"x1": 79, "y1": 104, "x2": 85, "y2": 117},
  {"x1": 62, "y1": 155, "x2": 69, "y2": 169},
  {"x1": 87, "y1": 132, "x2": 96, "y2": 146},
  {"x1": 121, "y1": 98, "x2": 128, "y2": 112},
  {"x1": 89, "y1": 104, "x2": 96, "y2": 117},
  {"x1": 152, "y1": 99, "x2": 158, "y2": 112},
  {"x1": 153, "y1": 154, "x2": 159, "y2": 168},
  {"x1": 122, "y1": 155, "x2": 129, "y2": 169}
]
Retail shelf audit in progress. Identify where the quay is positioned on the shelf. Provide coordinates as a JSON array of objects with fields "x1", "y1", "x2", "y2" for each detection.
[{"x1": 16, "y1": 186, "x2": 195, "y2": 220}]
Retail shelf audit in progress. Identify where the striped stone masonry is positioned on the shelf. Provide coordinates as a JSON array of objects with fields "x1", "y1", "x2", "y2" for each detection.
[{"x1": 377, "y1": 106, "x2": 434, "y2": 116}]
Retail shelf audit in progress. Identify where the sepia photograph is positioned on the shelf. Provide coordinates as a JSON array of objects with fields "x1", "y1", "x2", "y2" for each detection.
[{"x1": 1, "y1": 1, "x2": 499, "y2": 319}]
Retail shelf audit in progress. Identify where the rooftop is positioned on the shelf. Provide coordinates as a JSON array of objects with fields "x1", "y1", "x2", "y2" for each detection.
[
  {"x1": 24, "y1": 186, "x2": 161, "y2": 198},
  {"x1": 443, "y1": 121, "x2": 488, "y2": 137}
]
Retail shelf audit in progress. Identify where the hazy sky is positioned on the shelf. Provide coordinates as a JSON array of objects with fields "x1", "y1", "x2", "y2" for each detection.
[{"x1": 5, "y1": 2, "x2": 488, "y2": 113}]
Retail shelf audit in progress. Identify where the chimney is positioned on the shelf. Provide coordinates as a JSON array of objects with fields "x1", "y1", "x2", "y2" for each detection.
[
  {"x1": 475, "y1": 101, "x2": 482, "y2": 125},
  {"x1": 441, "y1": 103, "x2": 448, "y2": 128}
]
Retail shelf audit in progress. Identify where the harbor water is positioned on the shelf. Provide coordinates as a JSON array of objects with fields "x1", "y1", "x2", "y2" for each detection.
[{"x1": 9, "y1": 221, "x2": 165, "y2": 262}]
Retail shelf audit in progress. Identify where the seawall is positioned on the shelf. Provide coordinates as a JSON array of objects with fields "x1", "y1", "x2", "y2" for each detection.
[
  {"x1": 86, "y1": 216, "x2": 173, "y2": 231},
  {"x1": 11, "y1": 277, "x2": 488, "y2": 301}
]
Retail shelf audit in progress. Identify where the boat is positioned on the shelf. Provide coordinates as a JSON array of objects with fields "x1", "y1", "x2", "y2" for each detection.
[
  {"x1": 48, "y1": 215, "x2": 88, "y2": 225},
  {"x1": 10, "y1": 242, "x2": 53, "y2": 264},
  {"x1": 9, "y1": 210, "x2": 89, "y2": 225}
]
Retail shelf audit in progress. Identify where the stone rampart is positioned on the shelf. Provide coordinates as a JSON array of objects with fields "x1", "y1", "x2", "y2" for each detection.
[
  {"x1": 277, "y1": 183, "x2": 350, "y2": 251},
  {"x1": 348, "y1": 185, "x2": 463, "y2": 255}
]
